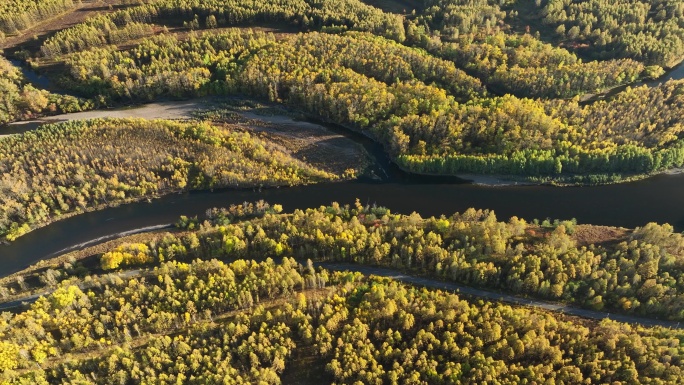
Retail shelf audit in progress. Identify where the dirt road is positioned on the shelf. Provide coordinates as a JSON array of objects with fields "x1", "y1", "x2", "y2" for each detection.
[{"x1": 317, "y1": 262, "x2": 684, "y2": 329}]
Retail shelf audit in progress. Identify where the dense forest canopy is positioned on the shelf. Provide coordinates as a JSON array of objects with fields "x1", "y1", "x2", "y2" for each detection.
[
  {"x1": 3, "y1": 0, "x2": 684, "y2": 379},
  {"x1": 405, "y1": 0, "x2": 659, "y2": 98},
  {"x1": 58, "y1": 29, "x2": 684, "y2": 183},
  {"x1": 39, "y1": 0, "x2": 405, "y2": 58},
  {"x1": 410, "y1": 0, "x2": 684, "y2": 68},
  {"x1": 6, "y1": 201, "x2": 684, "y2": 321},
  {"x1": 72, "y1": 201, "x2": 684, "y2": 321},
  {"x1": 539, "y1": 0, "x2": 684, "y2": 66},
  {"x1": 1, "y1": 206, "x2": 683, "y2": 383}
]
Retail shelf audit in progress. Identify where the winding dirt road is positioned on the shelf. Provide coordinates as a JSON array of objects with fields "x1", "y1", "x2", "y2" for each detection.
[
  {"x1": 317, "y1": 262, "x2": 684, "y2": 329},
  {"x1": 3, "y1": 257, "x2": 681, "y2": 330}
]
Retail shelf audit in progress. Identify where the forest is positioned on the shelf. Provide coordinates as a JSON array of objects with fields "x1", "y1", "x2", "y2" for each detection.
[
  {"x1": 0, "y1": 118, "x2": 332, "y2": 241},
  {"x1": 407, "y1": 0, "x2": 656, "y2": 99},
  {"x1": 0, "y1": 0, "x2": 75, "y2": 35},
  {"x1": 153, "y1": 202, "x2": 684, "y2": 320},
  {"x1": 3, "y1": 0, "x2": 684, "y2": 382},
  {"x1": 38, "y1": 0, "x2": 661, "y2": 100},
  {"x1": 38, "y1": 0, "x2": 405, "y2": 58},
  {"x1": 538, "y1": 0, "x2": 684, "y2": 67},
  {"x1": 1, "y1": 236, "x2": 682, "y2": 383},
  {"x1": 0, "y1": 56, "x2": 87, "y2": 125},
  {"x1": 1, "y1": 0, "x2": 684, "y2": 181},
  {"x1": 57, "y1": 29, "x2": 684, "y2": 183},
  {"x1": 5, "y1": 201, "x2": 684, "y2": 322}
]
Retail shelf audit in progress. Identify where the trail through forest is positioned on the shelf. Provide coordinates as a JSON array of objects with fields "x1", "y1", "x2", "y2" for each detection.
[
  {"x1": 3, "y1": 259, "x2": 681, "y2": 329},
  {"x1": 317, "y1": 263, "x2": 684, "y2": 329}
]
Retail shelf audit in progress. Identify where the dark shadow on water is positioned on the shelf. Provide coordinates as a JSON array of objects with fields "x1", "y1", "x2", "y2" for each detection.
[
  {"x1": 2, "y1": 121, "x2": 44, "y2": 135},
  {"x1": 9, "y1": 60, "x2": 51, "y2": 89}
]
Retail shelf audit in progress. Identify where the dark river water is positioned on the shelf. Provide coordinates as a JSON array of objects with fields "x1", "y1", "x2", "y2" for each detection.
[
  {"x1": 2, "y1": 172, "x2": 684, "y2": 276},
  {"x1": 2, "y1": 61, "x2": 684, "y2": 277},
  {"x1": 10, "y1": 59, "x2": 51, "y2": 89}
]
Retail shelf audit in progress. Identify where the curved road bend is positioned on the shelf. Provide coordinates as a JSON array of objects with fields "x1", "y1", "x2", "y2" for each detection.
[{"x1": 317, "y1": 262, "x2": 684, "y2": 330}]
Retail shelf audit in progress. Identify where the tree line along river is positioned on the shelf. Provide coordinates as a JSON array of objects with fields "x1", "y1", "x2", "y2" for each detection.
[
  {"x1": 1, "y1": 60, "x2": 684, "y2": 277},
  {"x1": 3, "y1": 172, "x2": 684, "y2": 277}
]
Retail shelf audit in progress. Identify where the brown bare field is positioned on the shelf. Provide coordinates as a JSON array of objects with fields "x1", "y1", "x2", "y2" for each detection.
[{"x1": 571, "y1": 224, "x2": 630, "y2": 247}]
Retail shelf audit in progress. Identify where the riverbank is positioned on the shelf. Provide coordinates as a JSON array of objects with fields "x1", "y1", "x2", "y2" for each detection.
[
  {"x1": 6, "y1": 97, "x2": 684, "y2": 189},
  {"x1": 0, "y1": 220, "x2": 630, "y2": 289},
  {"x1": 0, "y1": 228, "x2": 174, "y2": 307},
  {"x1": 260, "y1": 101, "x2": 684, "y2": 187},
  {"x1": 0, "y1": 217, "x2": 676, "y2": 331},
  {"x1": 0, "y1": 114, "x2": 349, "y2": 245},
  {"x1": 0, "y1": 226, "x2": 218, "y2": 303},
  {"x1": 391, "y1": 158, "x2": 683, "y2": 187},
  {"x1": 3, "y1": 98, "x2": 374, "y2": 177},
  {"x1": 0, "y1": 182, "x2": 290, "y2": 246}
]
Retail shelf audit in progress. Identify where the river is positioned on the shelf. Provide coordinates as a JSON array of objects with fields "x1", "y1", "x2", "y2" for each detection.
[
  {"x1": 9, "y1": 59, "x2": 51, "y2": 89},
  {"x1": 2, "y1": 171, "x2": 684, "y2": 276},
  {"x1": 3, "y1": 62, "x2": 684, "y2": 277}
]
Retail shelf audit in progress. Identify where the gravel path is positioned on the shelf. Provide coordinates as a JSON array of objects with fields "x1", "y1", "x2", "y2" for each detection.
[
  {"x1": 11, "y1": 100, "x2": 207, "y2": 124},
  {"x1": 2, "y1": 100, "x2": 212, "y2": 138}
]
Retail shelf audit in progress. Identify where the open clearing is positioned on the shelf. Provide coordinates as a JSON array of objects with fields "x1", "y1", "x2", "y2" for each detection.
[{"x1": 4, "y1": 98, "x2": 372, "y2": 176}]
